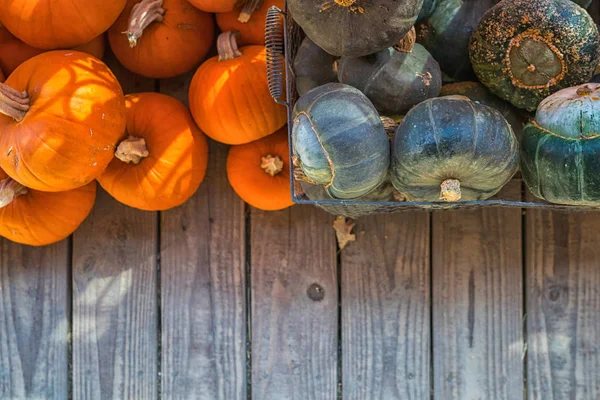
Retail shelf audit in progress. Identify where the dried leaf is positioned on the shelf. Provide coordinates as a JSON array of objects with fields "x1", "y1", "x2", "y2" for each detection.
[{"x1": 333, "y1": 216, "x2": 356, "y2": 250}]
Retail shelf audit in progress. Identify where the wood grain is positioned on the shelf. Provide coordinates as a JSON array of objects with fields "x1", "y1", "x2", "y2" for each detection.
[
  {"x1": 341, "y1": 212, "x2": 431, "y2": 400},
  {"x1": 0, "y1": 239, "x2": 69, "y2": 399},
  {"x1": 159, "y1": 73, "x2": 247, "y2": 400},
  {"x1": 71, "y1": 54, "x2": 159, "y2": 400},
  {"x1": 251, "y1": 206, "x2": 338, "y2": 400},
  {"x1": 526, "y1": 209, "x2": 600, "y2": 400},
  {"x1": 432, "y1": 181, "x2": 524, "y2": 400}
]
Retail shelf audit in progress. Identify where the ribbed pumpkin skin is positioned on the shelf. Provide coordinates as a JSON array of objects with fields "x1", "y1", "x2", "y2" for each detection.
[
  {"x1": 521, "y1": 84, "x2": 600, "y2": 205},
  {"x1": 469, "y1": 0, "x2": 600, "y2": 111},
  {"x1": 287, "y1": 0, "x2": 423, "y2": 57},
  {"x1": 98, "y1": 93, "x2": 209, "y2": 211},
  {"x1": 216, "y1": 0, "x2": 284, "y2": 46},
  {"x1": 188, "y1": 0, "x2": 239, "y2": 12},
  {"x1": 417, "y1": 0, "x2": 499, "y2": 82},
  {"x1": 227, "y1": 127, "x2": 293, "y2": 211},
  {"x1": 0, "y1": 0, "x2": 125, "y2": 49},
  {"x1": 109, "y1": 0, "x2": 214, "y2": 79},
  {"x1": 292, "y1": 83, "x2": 390, "y2": 200},
  {"x1": 0, "y1": 170, "x2": 96, "y2": 246},
  {"x1": 391, "y1": 96, "x2": 519, "y2": 201},
  {"x1": 293, "y1": 37, "x2": 339, "y2": 97},
  {"x1": 0, "y1": 51, "x2": 126, "y2": 192},
  {"x1": 189, "y1": 45, "x2": 287, "y2": 145},
  {"x1": 338, "y1": 44, "x2": 441, "y2": 116}
]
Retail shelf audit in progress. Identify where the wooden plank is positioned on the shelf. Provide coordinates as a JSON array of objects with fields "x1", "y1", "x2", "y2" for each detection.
[
  {"x1": 341, "y1": 212, "x2": 431, "y2": 400},
  {"x1": 72, "y1": 54, "x2": 159, "y2": 400},
  {"x1": 432, "y1": 180, "x2": 524, "y2": 400},
  {"x1": 251, "y1": 206, "x2": 338, "y2": 400},
  {"x1": 0, "y1": 240, "x2": 69, "y2": 399},
  {"x1": 158, "y1": 73, "x2": 247, "y2": 400},
  {"x1": 525, "y1": 209, "x2": 600, "y2": 400}
]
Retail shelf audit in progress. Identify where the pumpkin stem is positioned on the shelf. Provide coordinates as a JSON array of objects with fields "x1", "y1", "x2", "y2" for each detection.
[
  {"x1": 238, "y1": 0, "x2": 264, "y2": 23},
  {"x1": 577, "y1": 85, "x2": 593, "y2": 97},
  {"x1": 261, "y1": 154, "x2": 284, "y2": 176},
  {"x1": 115, "y1": 136, "x2": 150, "y2": 164},
  {"x1": 380, "y1": 116, "x2": 400, "y2": 140},
  {"x1": 124, "y1": 0, "x2": 165, "y2": 48},
  {"x1": 0, "y1": 82, "x2": 29, "y2": 122},
  {"x1": 218, "y1": 31, "x2": 243, "y2": 61},
  {"x1": 334, "y1": 0, "x2": 357, "y2": 6},
  {"x1": 440, "y1": 179, "x2": 461, "y2": 202},
  {"x1": 0, "y1": 178, "x2": 28, "y2": 209},
  {"x1": 394, "y1": 27, "x2": 416, "y2": 53}
]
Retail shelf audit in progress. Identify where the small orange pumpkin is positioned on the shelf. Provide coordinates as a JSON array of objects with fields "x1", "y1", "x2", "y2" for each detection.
[
  {"x1": 0, "y1": 169, "x2": 96, "y2": 246},
  {"x1": 216, "y1": 0, "x2": 284, "y2": 46},
  {"x1": 0, "y1": 67, "x2": 4, "y2": 82},
  {"x1": 0, "y1": 0, "x2": 126, "y2": 49},
  {"x1": 189, "y1": 31, "x2": 287, "y2": 145},
  {"x1": 97, "y1": 93, "x2": 209, "y2": 211},
  {"x1": 187, "y1": 0, "x2": 240, "y2": 12},
  {"x1": 227, "y1": 127, "x2": 293, "y2": 211},
  {"x1": 109, "y1": 0, "x2": 214, "y2": 78},
  {"x1": 0, "y1": 50, "x2": 127, "y2": 192}
]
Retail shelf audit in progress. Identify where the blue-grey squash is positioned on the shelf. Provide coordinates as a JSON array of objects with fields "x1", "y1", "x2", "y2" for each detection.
[
  {"x1": 417, "y1": 0, "x2": 438, "y2": 21},
  {"x1": 293, "y1": 37, "x2": 339, "y2": 97},
  {"x1": 292, "y1": 83, "x2": 390, "y2": 200},
  {"x1": 391, "y1": 95, "x2": 519, "y2": 202},
  {"x1": 521, "y1": 84, "x2": 600, "y2": 206}
]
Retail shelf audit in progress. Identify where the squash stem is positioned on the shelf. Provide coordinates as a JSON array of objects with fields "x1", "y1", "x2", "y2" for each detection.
[
  {"x1": 0, "y1": 178, "x2": 28, "y2": 208},
  {"x1": 0, "y1": 82, "x2": 29, "y2": 122},
  {"x1": 115, "y1": 136, "x2": 150, "y2": 164},
  {"x1": 218, "y1": 31, "x2": 243, "y2": 61},
  {"x1": 125, "y1": 0, "x2": 165, "y2": 48},
  {"x1": 395, "y1": 27, "x2": 416, "y2": 53},
  {"x1": 440, "y1": 179, "x2": 461, "y2": 202},
  {"x1": 261, "y1": 154, "x2": 283, "y2": 176},
  {"x1": 238, "y1": 0, "x2": 264, "y2": 23}
]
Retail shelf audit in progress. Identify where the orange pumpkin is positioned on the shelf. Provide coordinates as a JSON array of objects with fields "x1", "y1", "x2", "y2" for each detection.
[
  {"x1": 109, "y1": 0, "x2": 214, "y2": 79},
  {"x1": 187, "y1": 0, "x2": 240, "y2": 12},
  {"x1": 216, "y1": 0, "x2": 284, "y2": 46},
  {"x1": 189, "y1": 31, "x2": 287, "y2": 145},
  {"x1": 227, "y1": 127, "x2": 293, "y2": 211},
  {"x1": 0, "y1": 169, "x2": 96, "y2": 246},
  {"x1": 0, "y1": 67, "x2": 4, "y2": 82},
  {"x1": 0, "y1": 0, "x2": 126, "y2": 49},
  {"x1": 97, "y1": 93, "x2": 209, "y2": 211},
  {"x1": 0, "y1": 50, "x2": 127, "y2": 192},
  {"x1": 0, "y1": 25, "x2": 107, "y2": 76}
]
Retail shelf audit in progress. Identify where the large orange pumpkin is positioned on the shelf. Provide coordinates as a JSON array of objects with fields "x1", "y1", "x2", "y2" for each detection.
[
  {"x1": 227, "y1": 127, "x2": 293, "y2": 211},
  {"x1": 0, "y1": 169, "x2": 96, "y2": 246},
  {"x1": 109, "y1": 0, "x2": 214, "y2": 79},
  {"x1": 216, "y1": 0, "x2": 284, "y2": 46},
  {"x1": 189, "y1": 31, "x2": 287, "y2": 145},
  {"x1": 0, "y1": 50, "x2": 127, "y2": 192},
  {"x1": 98, "y1": 93, "x2": 209, "y2": 211},
  {"x1": 187, "y1": 0, "x2": 240, "y2": 12},
  {"x1": 0, "y1": 67, "x2": 4, "y2": 82},
  {"x1": 0, "y1": 0, "x2": 126, "y2": 49},
  {"x1": 0, "y1": 25, "x2": 106, "y2": 76}
]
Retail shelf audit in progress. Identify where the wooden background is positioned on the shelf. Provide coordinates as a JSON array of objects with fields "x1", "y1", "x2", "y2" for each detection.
[{"x1": 1, "y1": 40, "x2": 600, "y2": 400}]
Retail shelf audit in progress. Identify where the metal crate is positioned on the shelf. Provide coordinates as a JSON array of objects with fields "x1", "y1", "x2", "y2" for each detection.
[{"x1": 265, "y1": 4, "x2": 600, "y2": 218}]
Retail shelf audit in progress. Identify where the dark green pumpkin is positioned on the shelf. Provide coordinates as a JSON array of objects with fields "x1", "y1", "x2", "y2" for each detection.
[
  {"x1": 294, "y1": 37, "x2": 339, "y2": 97},
  {"x1": 287, "y1": 0, "x2": 423, "y2": 57},
  {"x1": 521, "y1": 84, "x2": 600, "y2": 206},
  {"x1": 337, "y1": 44, "x2": 442, "y2": 116},
  {"x1": 416, "y1": 0, "x2": 500, "y2": 82},
  {"x1": 469, "y1": 0, "x2": 600, "y2": 111},
  {"x1": 417, "y1": 0, "x2": 438, "y2": 21},
  {"x1": 292, "y1": 83, "x2": 390, "y2": 200},
  {"x1": 391, "y1": 96, "x2": 519, "y2": 202}
]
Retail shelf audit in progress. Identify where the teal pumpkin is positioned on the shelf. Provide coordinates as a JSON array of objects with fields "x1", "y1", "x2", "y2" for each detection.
[
  {"x1": 469, "y1": 0, "x2": 600, "y2": 111},
  {"x1": 293, "y1": 37, "x2": 339, "y2": 97},
  {"x1": 292, "y1": 83, "x2": 390, "y2": 200},
  {"x1": 301, "y1": 172, "x2": 397, "y2": 202},
  {"x1": 391, "y1": 96, "x2": 519, "y2": 202},
  {"x1": 521, "y1": 84, "x2": 600, "y2": 206},
  {"x1": 337, "y1": 44, "x2": 442, "y2": 116},
  {"x1": 417, "y1": 0, "x2": 438, "y2": 21}
]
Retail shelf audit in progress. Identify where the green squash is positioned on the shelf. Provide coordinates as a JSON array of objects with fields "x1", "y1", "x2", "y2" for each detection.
[
  {"x1": 416, "y1": 0, "x2": 500, "y2": 82},
  {"x1": 469, "y1": 0, "x2": 600, "y2": 111},
  {"x1": 391, "y1": 96, "x2": 519, "y2": 202},
  {"x1": 293, "y1": 37, "x2": 339, "y2": 97},
  {"x1": 292, "y1": 83, "x2": 390, "y2": 200},
  {"x1": 301, "y1": 172, "x2": 397, "y2": 202},
  {"x1": 337, "y1": 44, "x2": 442, "y2": 116},
  {"x1": 521, "y1": 84, "x2": 600, "y2": 206},
  {"x1": 417, "y1": 0, "x2": 438, "y2": 21},
  {"x1": 287, "y1": 0, "x2": 423, "y2": 57}
]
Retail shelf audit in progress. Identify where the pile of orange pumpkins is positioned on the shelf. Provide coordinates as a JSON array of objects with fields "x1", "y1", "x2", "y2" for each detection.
[{"x1": 0, "y1": 0, "x2": 291, "y2": 247}]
